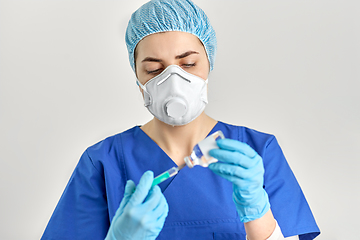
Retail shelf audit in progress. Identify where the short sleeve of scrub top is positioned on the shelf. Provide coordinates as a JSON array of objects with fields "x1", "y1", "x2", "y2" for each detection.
[{"x1": 41, "y1": 121, "x2": 320, "y2": 240}]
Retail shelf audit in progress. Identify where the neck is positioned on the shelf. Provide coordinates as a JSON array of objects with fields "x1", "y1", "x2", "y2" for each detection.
[{"x1": 140, "y1": 113, "x2": 217, "y2": 165}]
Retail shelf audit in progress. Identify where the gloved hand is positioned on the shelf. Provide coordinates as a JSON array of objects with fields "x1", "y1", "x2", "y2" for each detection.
[
  {"x1": 208, "y1": 139, "x2": 270, "y2": 223},
  {"x1": 105, "y1": 171, "x2": 169, "y2": 240}
]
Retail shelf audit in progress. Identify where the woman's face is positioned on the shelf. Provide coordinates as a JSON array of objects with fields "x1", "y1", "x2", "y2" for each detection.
[{"x1": 135, "y1": 31, "x2": 210, "y2": 85}]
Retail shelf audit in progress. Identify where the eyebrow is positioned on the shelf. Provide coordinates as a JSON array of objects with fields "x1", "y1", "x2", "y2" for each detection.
[
  {"x1": 175, "y1": 51, "x2": 199, "y2": 59},
  {"x1": 141, "y1": 57, "x2": 162, "y2": 63},
  {"x1": 141, "y1": 51, "x2": 199, "y2": 63}
]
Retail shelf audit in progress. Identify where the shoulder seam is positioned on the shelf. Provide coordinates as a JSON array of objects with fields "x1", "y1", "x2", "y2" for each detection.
[
  {"x1": 265, "y1": 135, "x2": 276, "y2": 148},
  {"x1": 237, "y1": 125, "x2": 242, "y2": 142},
  {"x1": 117, "y1": 133, "x2": 128, "y2": 181},
  {"x1": 85, "y1": 150, "x2": 103, "y2": 176}
]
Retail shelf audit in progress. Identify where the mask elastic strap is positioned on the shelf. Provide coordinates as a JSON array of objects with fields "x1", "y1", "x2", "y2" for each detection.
[
  {"x1": 136, "y1": 79, "x2": 146, "y2": 90},
  {"x1": 200, "y1": 79, "x2": 209, "y2": 103},
  {"x1": 136, "y1": 79, "x2": 151, "y2": 107}
]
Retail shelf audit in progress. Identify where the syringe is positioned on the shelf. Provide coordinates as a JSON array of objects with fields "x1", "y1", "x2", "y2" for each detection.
[
  {"x1": 151, "y1": 130, "x2": 225, "y2": 187},
  {"x1": 151, "y1": 164, "x2": 186, "y2": 187}
]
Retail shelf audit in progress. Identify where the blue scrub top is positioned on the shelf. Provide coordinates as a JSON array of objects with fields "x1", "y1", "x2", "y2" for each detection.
[{"x1": 41, "y1": 121, "x2": 320, "y2": 240}]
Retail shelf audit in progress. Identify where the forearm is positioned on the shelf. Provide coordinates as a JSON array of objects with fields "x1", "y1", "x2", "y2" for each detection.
[
  {"x1": 208, "y1": 140, "x2": 300, "y2": 239},
  {"x1": 245, "y1": 210, "x2": 300, "y2": 240},
  {"x1": 244, "y1": 209, "x2": 276, "y2": 240}
]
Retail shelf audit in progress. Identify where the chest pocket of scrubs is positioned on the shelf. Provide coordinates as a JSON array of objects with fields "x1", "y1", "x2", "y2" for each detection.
[{"x1": 214, "y1": 232, "x2": 246, "y2": 240}]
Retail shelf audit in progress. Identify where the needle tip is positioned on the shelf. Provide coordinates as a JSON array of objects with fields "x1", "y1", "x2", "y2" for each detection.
[{"x1": 177, "y1": 163, "x2": 186, "y2": 170}]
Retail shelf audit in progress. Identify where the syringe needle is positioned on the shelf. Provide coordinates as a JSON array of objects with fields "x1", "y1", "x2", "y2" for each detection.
[{"x1": 177, "y1": 163, "x2": 186, "y2": 170}]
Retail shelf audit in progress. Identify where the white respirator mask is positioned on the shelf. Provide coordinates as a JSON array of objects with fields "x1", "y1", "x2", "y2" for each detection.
[{"x1": 136, "y1": 65, "x2": 208, "y2": 126}]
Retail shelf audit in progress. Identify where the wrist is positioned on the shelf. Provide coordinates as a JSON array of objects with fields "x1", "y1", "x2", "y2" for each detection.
[
  {"x1": 245, "y1": 215, "x2": 283, "y2": 240},
  {"x1": 233, "y1": 188, "x2": 270, "y2": 223}
]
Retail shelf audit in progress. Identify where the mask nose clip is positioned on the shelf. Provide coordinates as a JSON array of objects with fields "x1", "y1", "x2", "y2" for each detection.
[{"x1": 165, "y1": 98, "x2": 187, "y2": 118}]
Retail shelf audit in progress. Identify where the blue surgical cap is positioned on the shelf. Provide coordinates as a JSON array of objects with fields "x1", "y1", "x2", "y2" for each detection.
[{"x1": 125, "y1": 0, "x2": 217, "y2": 72}]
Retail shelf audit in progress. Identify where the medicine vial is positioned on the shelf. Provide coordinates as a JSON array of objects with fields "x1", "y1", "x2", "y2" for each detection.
[{"x1": 184, "y1": 130, "x2": 225, "y2": 168}]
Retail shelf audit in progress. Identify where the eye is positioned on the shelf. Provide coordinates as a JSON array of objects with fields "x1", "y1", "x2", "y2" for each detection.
[
  {"x1": 182, "y1": 63, "x2": 196, "y2": 68},
  {"x1": 146, "y1": 68, "x2": 163, "y2": 75}
]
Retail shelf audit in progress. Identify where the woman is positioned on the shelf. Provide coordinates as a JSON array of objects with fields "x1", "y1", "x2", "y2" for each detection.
[{"x1": 42, "y1": 0, "x2": 320, "y2": 239}]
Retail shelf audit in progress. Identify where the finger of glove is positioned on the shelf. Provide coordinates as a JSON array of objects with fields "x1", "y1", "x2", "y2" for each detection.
[
  {"x1": 209, "y1": 162, "x2": 264, "y2": 185},
  {"x1": 209, "y1": 161, "x2": 253, "y2": 178},
  {"x1": 216, "y1": 139, "x2": 258, "y2": 158},
  {"x1": 142, "y1": 185, "x2": 163, "y2": 211},
  {"x1": 148, "y1": 202, "x2": 168, "y2": 231},
  {"x1": 130, "y1": 171, "x2": 154, "y2": 205},
  {"x1": 124, "y1": 180, "x2": 136, "y2": 198},
  {"x1": 142, "y1": 194, "x2": 169, "y2": 230},
  {"x1": 153, "y1": 191, "x2": 169, "y2": 220},
  {"x1": 208, "y1": 163, "x2": 246, "y2": 185},
  {"x1": 117, "y1": 180, "x2": 136, "y2": 213},
  {"x1": 147, "y1": 191, "x2": 169, "y2": 222},
  {"x1": 137, "y1": 187, "x2": 168, "y2": 229},
  {"x1": 156, "y1": 202, "x2": 169, "y2": 224},
  {"x1": 209, "y1": 149, "x2": 257, "y2": 169}
]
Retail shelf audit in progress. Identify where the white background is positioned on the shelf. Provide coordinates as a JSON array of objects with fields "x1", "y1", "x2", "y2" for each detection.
[{"x1": 0, "y1": 0, "x2": 359, "y2": 239}]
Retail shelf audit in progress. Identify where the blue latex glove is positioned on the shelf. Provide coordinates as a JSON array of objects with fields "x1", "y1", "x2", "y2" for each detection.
[
  {"x1": 208, "y1": 139, "x2": 270, "y2": 223},
  {"x1": 105, "y1": 171, "x2": 169, "y2": 240}
]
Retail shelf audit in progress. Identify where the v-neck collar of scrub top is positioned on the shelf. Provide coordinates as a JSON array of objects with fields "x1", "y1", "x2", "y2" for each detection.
[{"x1": 132, "y1": 121, "x2": 221, "y2": 193}]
